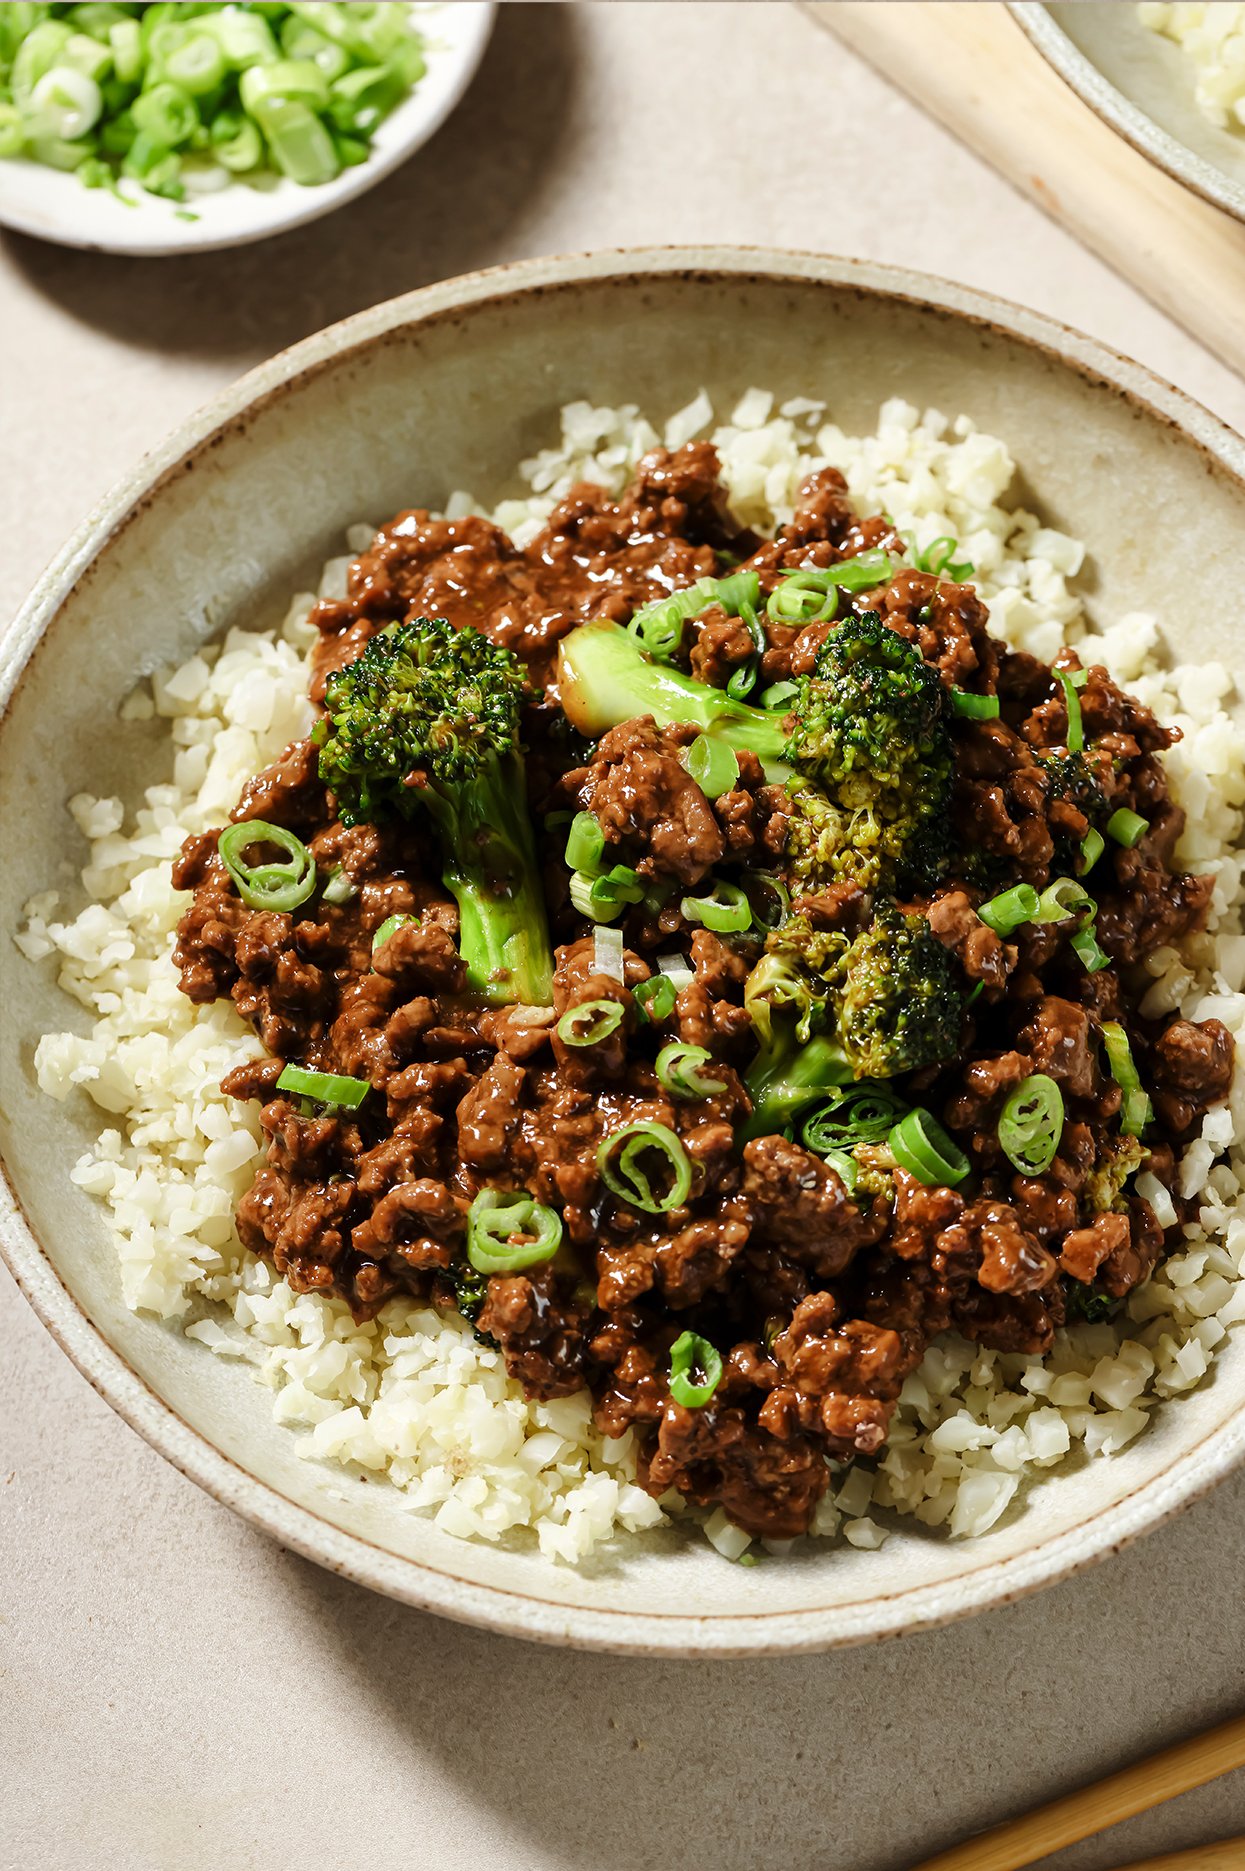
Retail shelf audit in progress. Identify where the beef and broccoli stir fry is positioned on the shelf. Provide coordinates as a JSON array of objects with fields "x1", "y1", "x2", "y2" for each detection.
[{"x1": 171, "y1": 443, "x2": 1233, "y2": 1540}]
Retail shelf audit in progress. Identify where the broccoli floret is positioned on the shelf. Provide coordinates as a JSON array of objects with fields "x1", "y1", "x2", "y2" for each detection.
[
  {"x1": 738, "y1": 904, "x2": 963, "y2": 1138},
  {"x1": 783, "y1": 613, "x2": 952, "y2": 894},
  {"x1": 1084, "y1": 1134, "x2": 1147, "y2": 1214},
  {"x1": 1041, "y1": 750, "x2": 1109, "y2": 873},
  {"x1": 1063, "y1": 1280, "x2": 1120, "y2": 1324},
  {"x1": 556, "y1": 610, "x2": 950, "y2": 894},
  {"x1": 316, "y1": 617, "x2": 554, "y2": 1005}
]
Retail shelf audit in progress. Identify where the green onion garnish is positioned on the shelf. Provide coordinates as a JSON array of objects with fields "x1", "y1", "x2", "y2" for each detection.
[
  {"x1": 822, "y1": 1149, "x2": 859, "y2": 1194},
  {"x1": 1100, "y1": 1022, "x2": 1154, "y2": 1136},
  {"x1": 681, "y1": 733, "x2": 740, "y2": 799},
  {"x1": 668, "y1": 1329, "x2": 723, "y2": 1409},
  {"x1": 977, "y1": 883, "x2": 1040, "y2": 935},
  {"x1": 466, "y1": 1189, "x2": 563, "y2": 1276},
  {"x1": 565, "y1": 810, "x2": 606, "y2": 874},
  {"x1": 276, "y1": 1064, "x2": 370, "y2": 1110},
  {"x1": 633, "y1": 974, "x2": 678, "y2": 1024},
  {"x1": 741, "y1": 870, "x2": 790, "y2": 933},
  {"x1": 916, "y1": 536, "x2": 974, "y2": 580},
  {"x1": 321, "y1": 864, "x2": 358, "y2": 905},
  {"x1": 949, "y1": 689, "x2": 1000, "y2": 720},
  {"x1": 1107, "y1": 807, "x2": 1149, "y2": 848},
  {"x1": 1070, "y1": 925, "x2": 1111, "y2": 973},
  {"x1": 556, "y1": 999, "x2": 625, "y2": 1048},
  {"x1": 597, "y1": 1121, "x2": 693, "y2": 1214},
  {"x1": 1079, "y1": 828, "x2": 1105, "y2": 874},
  {"x1": 371, "y1": 911, "x2": 415, "y2": 954},
  {"x1": 656, "y1": 1042, "x2": 727, "y2": 1100},
  {"x1": 1035, "y1": 877, "x2": 1095, "y2": 924},
  {"x1": 569, "y1": 865, "x2": 645, "y2": 923},
  {"x1": 760, "y1": 679, "x2": 799, "y2": 712},
  {"x1": 825, "y1": 548, "x2": 895, "y2": 592},
  {"x1": 681, "y1": 881, "x2": 752, "y2": 933},
  {"x1": 218, "y1": 819, "x2": 316, "y2": 913},
  {"x1": 766, "y1": 570, "x2": 840, "y2": 625},
  {"x1": 628, "y1": 571, "x2": 761, "y2": 662},
  {"x1": 1054, "y1": 668, "x2": 1086, "y2": 753},
  {"x1": 889, "y1": 1108, "x2": 970, "y2": 1187},
  {"x1": 801, "y1": 1085, "x2": 908, "y2": 1152},
  {"x1": 998, "y1": 1073, "x2": 1064, "y2": 1176},
  {"x1": 726, "y1": 658, "x2": 759, "y2": 702}
]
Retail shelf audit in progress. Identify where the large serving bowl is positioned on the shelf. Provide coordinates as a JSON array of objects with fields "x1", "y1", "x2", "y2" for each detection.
[{"x1": 3, "y1": 248, "x2": 1245, "y2": 1655}]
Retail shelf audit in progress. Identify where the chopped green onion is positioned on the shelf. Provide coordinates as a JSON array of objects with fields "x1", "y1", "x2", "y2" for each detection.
[
  {"x1": 628, "y1": 571, "x2": 761, "y2": 662},
  {"x1": 726, "y1": 658, "x2": 759, "y2": 702},
  {"x1": 249, "y1": 93, "x2": 338, "y2": 184},
  {"x1": 371, "y1": 911, "x2": 414, "y2": 954},
  {"x1": 164, "y1": 32, "x2": 226, "y2": 96},
  {"x1": 825, "y1": 548, "x2": 895, "y2": 592},
  {"x1": 681, "y1": 881, "x2": 752, "y2": 933},
  {"x1": 741, "y1": 870, "x2": 789, "y2": 932},
  {"x1": 657, "y1": 953, "x2": 695, "y2": 989},
  {"x1": 593, "y1": 924, "x2": 625, "y2": 981},
  {"x1": 1035, "y1": 877, "x2": 1095, "y2": 924},
  {"x1": 766, "y1": 569, "x2": 840, "y2": 625},
  {"x1": 949, "y1": 689, "x2": 1000, "y2": 720},
  {"x1": 276, "y1": 1063, "x2": 369, "y2": 1110},
  {"x1": 998, "y1": 1073, "x2": 1064, "y2": 1176},
  {"x1": 29, "y1": 65, "x2": 102, "y2": 140},
  {"x1": 822, "y1": 1149, "x2": 859, "y2": 1194},
  {"x1": 130, "y1": 79, "x2": 198, "y2": 146},
  {"x1": 1107, "y1": 807, "x2": 1149, "y2": 848},
  {"x1": 569, "y1": 865, "x2": 644, "y2": 923},
  {"x1": 557, "y1": 999, "x2": 625, "y2": 1048},
  {"x1": 633, "y1": 974, "x2": 677, "y2": 1024},
  {"x1": 1054, "y1": 668, "x2": 1085, "y2": 753},
  {"x1": 239, "y1": 55, "x2": 329, "y2": 116},
  {"x1": 565, "y1": 810, "x2": 606, "y2": 875},
  {"x1": 977, "y1": 883, "x2": 1040, "y2": 935},
  {"x1": 218, "y1": 819, "x2": 315, "y2": 913},
  {"x1": 656, "y1": 1042, "x2": 727, "y2": 1100},
  {"x1": 1079, "y1": 828, "x2": 1105, "y2": 875},
  {"x1": 801, "y1": 1085, "x2": 908, "y2": 1152},
  {"x1": 916, "y1": 536, "x2": 974, "y2": 580},
  {"x1": 668, "y1": 1330, "x2": 723, "y2": 1409},
  {"x1": 681, "y1": 732, "x2": 740, "y2": 799},
  {"x1": 467, "y1": 1189, "x2": 563, "y2": 1276},
  {"x1": 1070, "y1": 925, "x2": 1111, "y2": 974},
  {"x1": 321, "y1": 864, "x2": 357, "y2": 905},
  {"x1": 597, "y1": 1121, "x2": 693, "y2": 1214},
  {"x1": 760, "y1": 679, "x2": 799, "y2": 712},
  {"x1": 889, "y1": 1108, "x2": 970, "y2": 1187},
  {"x1": 1100, "y1": 1022, "x2": 1153, "y2": 1136}
]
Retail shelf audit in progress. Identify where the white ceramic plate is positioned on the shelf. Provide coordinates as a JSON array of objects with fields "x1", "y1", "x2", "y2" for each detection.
[
  {"x1": 4, "y1": 248, "x2": 1245, "y2": 1655},
  {"x1": 1011, "y1": 2, "x2": 1245, "y2": 224},
  {"x1": 0, "y1": 2, "x2": 494, "y2": 255}
]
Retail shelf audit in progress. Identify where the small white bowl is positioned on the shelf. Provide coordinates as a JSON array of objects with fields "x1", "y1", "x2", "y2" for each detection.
[{"x1": 0, "y1": 2, "x2": 494, "y2": 255}]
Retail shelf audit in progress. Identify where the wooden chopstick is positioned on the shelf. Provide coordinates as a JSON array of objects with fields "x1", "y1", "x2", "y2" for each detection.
[
  {"x1": 908, "y1": 1710, "x2": 1245, "y2": 1871},
  {"x1": 1111, "y1": 1842, "x2": 1245, "y2": 1870}
]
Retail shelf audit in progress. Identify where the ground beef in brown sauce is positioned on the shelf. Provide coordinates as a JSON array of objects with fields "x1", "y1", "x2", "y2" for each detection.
[{"x1": 172, "y1": 444, "x2": 1233, "y2": 1542}]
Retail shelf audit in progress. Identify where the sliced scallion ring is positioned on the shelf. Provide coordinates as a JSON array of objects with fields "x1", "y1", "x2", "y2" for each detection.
[
  {"x1": 949, "y1": 688, "x2": 1000, "y2": 720},
  {"x1": 371, "y1": 912, "x2": 415, "y2": 955},
  {"x1": 681, "y1": 881, "x2": 752, "y2": 933},
  {"x1": 1100, "y1": 1021, "x2": 1154, "y2": 1136},
  {"x1": 741, "y1": 870, "x2": 790, "y2": 932},
  {"x1": 633, "y1": 974, "x2": 678, "y2": 1024},
  {"x1": 681, "y1": 732, "x2": 740, "y2": 799},
  {"x1": 218, "y1": 819, "x2": 315, "y2": 913},
  {"x1": 726, "y1": 658, "x2": 759, "y2": 701},
  {"x1": 628, "y1": 571, "x2": 761, "y2": 662},
  {"x1": 668, "y1": 1329, "x2": 723, "y2": 1409},
  {"x1": 759, "y1": 679, "x2": 798, "y2": 712},
  {"x1": 565, "y1": 810, "x2": 606, "y2": 874},
  {"x1": 801, "y1": 1085, "x2": 908, "y2": 1152},
  {"x1": 1079, "y1": 828, "x2": 1105, "y2": 875},
  {"x1": 656, "y1": 1042, "x2": 727, "y2": 1100},
  {"x1": 321, "y1": 864, "x2": 358, "y2": 905},
  {"x1": 1054, "y1": 667, "x2": 1087, "y2": 753},
  {"x1": 822, "y1": 1148, "x2": 859, "y2": 1194},
  {"x1": 997, "y1": 1073, "x2": 1064, "y2": 1176},
  {"x1": 916, "y1": 535, "x2": 975, "y2": 580},
  {"x1": 766, "y1": 569, "x2": 840, "y2": 625},
  {"x1": 466, "y1": 1188, "x2": 563, "y2": 1276},
  {"x1": 889, "y1": 1108, "x2": 970, "y2": 1187},
  {"x1": 276, "y1": 1064, "x2": 370, "y2": 1110},
  {"x1": 1034, "y1": 878, "x2": 1095, "y2": 924},
  {"x1": 557, "y1": 999, "x2": 625, "y2": 1048},
  {"x1": 1107, "y1": 807, "x2": 1149, "y2": 848},
  {"x1": 977, "y1": 883, "x2": 1040, "y2": 934},
  {"x1": 1070, "y1": 925, "x2": 1111, "y2": 974},
  {"x1": 597, "y1": 1121, "x2": 693, "y2": 1214}
]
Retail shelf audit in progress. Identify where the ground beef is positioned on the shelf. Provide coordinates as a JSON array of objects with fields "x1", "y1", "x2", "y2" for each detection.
[{"x1": 172, "y1": 442, "x2": 1232, "y2": 1540}]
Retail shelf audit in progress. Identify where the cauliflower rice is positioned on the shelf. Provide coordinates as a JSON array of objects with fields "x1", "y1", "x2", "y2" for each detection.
[
  {"x1": 1139, "y1": 2, "x2": 1245, "y2": 131},
  {"x1": 18, "y1": 391, "x2": 1245, "y2": 1565}
]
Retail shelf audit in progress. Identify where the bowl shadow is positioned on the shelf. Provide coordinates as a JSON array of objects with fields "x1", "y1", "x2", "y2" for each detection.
[{"x1": 0, "y1": 2, "x2": 578, "y2": 362}]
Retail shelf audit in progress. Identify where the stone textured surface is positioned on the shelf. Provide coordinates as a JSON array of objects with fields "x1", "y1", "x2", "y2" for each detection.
[{"x1": 1, "y1": 6, "x2": 1242, "y2": 1868}]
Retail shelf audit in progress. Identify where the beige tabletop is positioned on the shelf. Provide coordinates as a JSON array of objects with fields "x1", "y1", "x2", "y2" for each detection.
[{"x1": 3, "y1": 7, "x2": 1244, "y2": 1869}]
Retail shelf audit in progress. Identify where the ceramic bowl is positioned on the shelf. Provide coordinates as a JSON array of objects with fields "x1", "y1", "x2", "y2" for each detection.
[
  {"x1": 0, "y1": 3, "x2": 494, "y2": 255},
  {"x1": 1011, "y1": 2, "x2": 1245, "y2": 223},
  {"x1": 4, "y1": 248, "x2": 1245, "y2": 1656}
]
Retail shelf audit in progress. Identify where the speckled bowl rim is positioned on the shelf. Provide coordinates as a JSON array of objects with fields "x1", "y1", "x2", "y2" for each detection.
[
  {"x1": 4, "y1": 246, "x2": 1245, "y2": 1656},
  {"x1": 1010, "y1": 1, "x2": 1245, "y2": 225}
]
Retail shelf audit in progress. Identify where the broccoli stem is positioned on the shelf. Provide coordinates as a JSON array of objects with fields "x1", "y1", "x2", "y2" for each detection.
[
  {"x1": 558, "y1": 621, "x2": 793, "y2": 782},
  {"x1": 740, "y1": 1029, "x2": 854, "y2": 1143},
  {"x1": 423, "y1": 752, "x2": 555, "y2": 1005}
]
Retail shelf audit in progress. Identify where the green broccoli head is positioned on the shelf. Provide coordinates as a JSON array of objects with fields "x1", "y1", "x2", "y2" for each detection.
[
  {"x1": 772, "y1": 900, "x2": 962, "y2": 1080},
  {"x1": 317, "y1": 616, "x2": 527, "y2": 827},
  {"x1": 782, "y1": 612, "x2": 952, "y2": 894},
  {"x1": 1084, "y1": 1134, "x2": 1147, "y2": 1214},
  {"x1": 1040, "y1": 749, "x2": 1109, "y2": 874}
]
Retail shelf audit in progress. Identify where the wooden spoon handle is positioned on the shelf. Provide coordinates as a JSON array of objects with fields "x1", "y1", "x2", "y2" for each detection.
[{"x1": 1110, "y1": 1841, "x2": 1245, "y2": 1870}]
